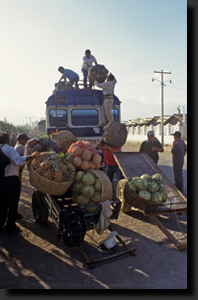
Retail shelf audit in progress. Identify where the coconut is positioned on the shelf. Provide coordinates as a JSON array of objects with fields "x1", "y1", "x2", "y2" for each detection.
[
  {"x1": 81, "y1": 185, "x2": 95, "y2": 198},
  {"x1": 82, "y1": 172, "x2": 96, "y2": 185}
]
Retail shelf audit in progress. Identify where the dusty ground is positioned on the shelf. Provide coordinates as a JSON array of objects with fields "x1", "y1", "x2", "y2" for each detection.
[{"x1": 0, "y1": 141, "x2": 187, "y2": 290}]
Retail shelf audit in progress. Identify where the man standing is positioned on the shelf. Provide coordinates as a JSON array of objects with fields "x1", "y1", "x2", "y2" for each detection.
[
  {"x1": 14, "y1": 133, "x2": 30, "y2": 218},
  {"x1": 93, "y1": 73, "x2": 117, "y2": 134},
  {"x1": 81, "y1": 49, "x2": 97, "y2": 90},
  {"x1": 171, "y1": 131, "x2": 187, "y2": 193},
  {"x1": 58, "y1": 66, "x2": 79, "y2": 89},
  {"x1": 139, "y1": 130, "x2": 164, "y2": 164}
]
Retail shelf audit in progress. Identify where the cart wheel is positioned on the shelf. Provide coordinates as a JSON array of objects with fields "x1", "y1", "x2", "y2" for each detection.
[
  {"x1": 116, "y1": 179, "x2": 131, "y2": 213},
  {"x1": 32, "y1": 191, "x2": 49, "y2": 224}
]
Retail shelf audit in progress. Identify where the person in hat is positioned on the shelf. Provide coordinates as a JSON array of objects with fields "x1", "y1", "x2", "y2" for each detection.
[
  {"x1": 171, "y1": 131, "x2": 187, "y2": 193},
  {"x1": 139, "y1": 130, "x2": 164, "y2": 164},
  {"x1": 0, "y1": 133, "x2": 40, "y2": 233},
  {"x1": 14, "y1": 133, "x2": 31, "y2": 218},
  {"x1": 58, "y1": 66, "x2": 79, "y2": 89},
  {"x1": 81, "y1": 49, "x2": 97, "y2": 90}
]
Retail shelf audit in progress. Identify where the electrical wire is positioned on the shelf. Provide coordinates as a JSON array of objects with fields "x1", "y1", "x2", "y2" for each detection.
[
  {"x1": 122, "y1": 85, "x2": 160, "y2": 105},
  {"x1": 164, "y1": 90, "x2": 178, "y2": 110},
  {"x1": 166, "y1": 85, "x2": 187, "y2": 91}
]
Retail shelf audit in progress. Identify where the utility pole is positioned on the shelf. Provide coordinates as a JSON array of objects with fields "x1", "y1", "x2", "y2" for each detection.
[{"x1": 152, "y1": 69, "x2": 171, "y2": 145}]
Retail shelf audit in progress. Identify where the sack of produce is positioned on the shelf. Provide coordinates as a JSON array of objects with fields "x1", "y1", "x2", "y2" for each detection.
[
  {"x1": 71, "y1": 169, "x2": 113, "y2": 213},
  {"x1": 24, "y1": 136, "x2": 60, "y2": 171},
  {"x1": 29, "y1": 152, "x2": 76, "y2": 195},
  {"x1": 88, "y1": 64, "x2": 109, "y2": 84},
  {"x1": 103, "y1": 121, "x2": 128, "y2": 148},
  {"x1": 51, "y1": 130, "x2": 77, "y2": 153},
  {"x1": 68, "y1": 140, "x2": 102, "y2": 170},
  {"x1": 122, "y1": 173, "x2": 167, "y2": 211}
]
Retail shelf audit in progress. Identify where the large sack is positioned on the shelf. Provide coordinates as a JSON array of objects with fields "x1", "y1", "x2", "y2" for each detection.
[
  {"x1": 51, "y1": 130, "x2": 77, "y2": 153},
  {"x1": 88, "y1": 64, "x2": 109, "y2": 84},
  {"x1": 103, "y1": 121, "x2": 128, "y2": 148}
]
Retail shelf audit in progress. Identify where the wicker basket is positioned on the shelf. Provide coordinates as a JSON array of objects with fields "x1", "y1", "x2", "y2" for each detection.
[
  {"x1": 29, "y1": 152, "x2": 76, "y2": 196},
  {"x1": 123, "y1": 181, "x2": 159, "y2": 211},
  {"x1": 88, "y1": 169, "x2": 113, "y2": 203},
  {"x1": 103, "y1": 121, "x2": 128, "y2": 148},
  {"x1": 51, "y1": 130, "x2": 77, "y2": 153}
]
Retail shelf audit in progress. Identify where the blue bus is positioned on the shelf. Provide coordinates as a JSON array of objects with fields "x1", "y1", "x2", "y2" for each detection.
[{"x1": 45, "y1": 86, "x2": 121, "y2": 148}]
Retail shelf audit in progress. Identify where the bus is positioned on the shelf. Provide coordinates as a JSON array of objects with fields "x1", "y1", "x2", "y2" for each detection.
[{"x1": 45, "y1": 84, "x2": 121, "y2": 148}]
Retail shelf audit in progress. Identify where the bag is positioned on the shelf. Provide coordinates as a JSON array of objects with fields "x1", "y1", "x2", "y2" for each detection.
[
  {"x1": 58, "y1": 206, "x2": 86, "y2": 247},
  {"x1": 0, "y1": 145, "x2": 11, "y2": 178}
]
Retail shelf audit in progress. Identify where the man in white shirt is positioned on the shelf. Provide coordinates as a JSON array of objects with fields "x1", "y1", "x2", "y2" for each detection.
[
  {"x1": 0, "y1": 133, "x2": 39, "y2": 233},
  {"x1": 81, "y1": 49, "x2": 97, "y2": 90},
  {"x1": 93, "y1": 74, "x2": 117, "y2": 134}
]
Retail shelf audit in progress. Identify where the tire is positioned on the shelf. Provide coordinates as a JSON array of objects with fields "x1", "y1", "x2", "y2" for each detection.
[
  {"x1": 116, "y1": 179, "x2": 131, "y2": 213},
  {"x1": 32, "y1": 191, "x2": 49, "y2": 224}
]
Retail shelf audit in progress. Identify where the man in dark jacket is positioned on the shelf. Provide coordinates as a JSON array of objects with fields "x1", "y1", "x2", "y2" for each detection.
[
  {"x1": 139, "y1": 130, "x2": 164, "y2": 164},
  {"x1": 171, "y1": 131, "x2": 187, "y2": 193}
]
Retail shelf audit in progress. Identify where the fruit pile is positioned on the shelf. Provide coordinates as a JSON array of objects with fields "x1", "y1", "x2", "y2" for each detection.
[
  {"x1": 88, "y1": 64, "x2": 109, "y2": 84},
  {"x1": 71, "y1": 169, "x2": 112, "y2": 213},
  {"x1": 127, "y1": 173, "x2": 168, "y2": 205},
  {"x1": 67, "y1": 141, "x2": 102, "y2": 170},
  {"x1": 31, "y1": 152, "x2": 76, "y2": 183}
]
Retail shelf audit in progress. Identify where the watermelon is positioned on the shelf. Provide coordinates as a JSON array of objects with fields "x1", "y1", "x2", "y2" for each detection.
[
  {"x1": 151, "y1": 174, "x2": 162, "y2": 184},
  {"x1": 140, "y1": 173, "x2": 151, "y2": 181},
  {"x1": 128, "y1": 180, "x2": 137, "y2": 192},
  {"x1": 151, "y1": 192, "x2": 163, "y2": 205},
  {"x1": 147, "y1": 180, "x2": 159, "y2": 193},
  {"x1": 158, "y1": 187, "x2": 168, "y2": 203},
  {"x1": 135, "y1": 179, "x2": 149, "y2": 191},
  {"x1": 138, "y1": 190, "x2": 151, "y2": 201}
]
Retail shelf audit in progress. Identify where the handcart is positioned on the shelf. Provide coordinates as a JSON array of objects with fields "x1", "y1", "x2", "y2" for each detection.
[
  {"x1": 31, "y1": 190, "x2": 136, "y2": 268},
  {"x1": 114, "y1": 152, "x2": 187, "y2": 251}
]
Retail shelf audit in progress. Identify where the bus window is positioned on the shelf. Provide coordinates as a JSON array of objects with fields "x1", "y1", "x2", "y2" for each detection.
[
  {"x1": 71, "y1": 109, "x2": 99, "y2": 126},
  {"x1": 49, "y1": 109, "x2": 67, "y2": 126},
  {"x1": 112, "y1": 108, "x2": 119, "y2": 122}
]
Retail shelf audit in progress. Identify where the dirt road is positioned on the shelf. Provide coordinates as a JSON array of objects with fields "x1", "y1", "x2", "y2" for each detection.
[{"x1": 0, "y1": 142, "x2": 187, "y2": 289}]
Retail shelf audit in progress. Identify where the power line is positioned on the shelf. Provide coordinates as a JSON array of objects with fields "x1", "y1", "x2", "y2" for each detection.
[
  {"x1": 122, "y1": 85, "x2": 159, "y2": 104},
  {"x1": 164, "y1": 90, "x2": 178, "y2": 110},
  {"x1": 167, "y1": 85, "x2": 187, "y2": 91}
]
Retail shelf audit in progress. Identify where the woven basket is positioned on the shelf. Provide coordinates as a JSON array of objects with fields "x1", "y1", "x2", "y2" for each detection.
[
  {"x1": 103, "y1": 121, "x2": 128, "y2": 148},
  {"x1": 88, "y1": 169, "x2": 113, "y2": 203},
  {"x1": 51, "y1": 130, "x2": 77, "y2": 153},
  {"x1": 29, "y1": 152, "x2": 75, "y2": 196},
  {"x1": 123, "y1": 181, "x2": 159, "y2": 211}
]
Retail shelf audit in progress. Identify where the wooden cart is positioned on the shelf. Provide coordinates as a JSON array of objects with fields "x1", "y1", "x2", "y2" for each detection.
[
  {"x1": 31, "y1": 190, "x2": 136, "y2": 267},
  {"x1": 114, "y1": 152, "x2": 187, "y2": 251}
]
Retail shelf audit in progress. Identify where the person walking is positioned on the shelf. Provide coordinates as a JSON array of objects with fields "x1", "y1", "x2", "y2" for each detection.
[
  {"x1": 96, "y1": 136, "x2": 124, "y2": 187},
  {"x1": 139, "y1": 130, "x2": 164, "y2": 164},
  {"x1": 93, "y1": 73, "x2": 117, "y2": 134},
  {"x1": 58, "y1": 66, "x2": 79, "y2": 89},
  {"x1": 171, "y1": 131, "x2": 187, "y2": 193},
  {"x1": 0, "y1": 133, "x2": 39, "y2": 233},
  {"x1": 81, "y1": 49, "x2": 97, "y2": 90}
]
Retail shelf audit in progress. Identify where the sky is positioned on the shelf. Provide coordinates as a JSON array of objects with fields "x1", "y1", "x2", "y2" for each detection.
[{"x1": 0, "y1": 0, "x2": 188, "y2": 126}]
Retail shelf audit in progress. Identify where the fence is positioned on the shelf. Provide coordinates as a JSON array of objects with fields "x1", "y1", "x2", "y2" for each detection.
[{"x1": 126, "y1": 122, "x2": 187, "y2": 145}]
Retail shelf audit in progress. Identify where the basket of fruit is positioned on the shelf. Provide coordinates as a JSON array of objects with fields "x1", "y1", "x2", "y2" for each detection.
[
  {"x1": 122, "y1": 173, "x2": 168, "y2": 211},
  {"x1": 71, "y1": 169, "x2": 113, "y2": 213},
  {"x1": 29, "y1": 152, "x2": 76, "y2": 196}
]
